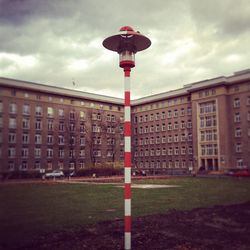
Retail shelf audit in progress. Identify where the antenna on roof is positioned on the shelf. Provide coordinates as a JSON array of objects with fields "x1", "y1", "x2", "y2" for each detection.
[{"x1": 72, "y1": 78, "x2": 76, "y2": 87}]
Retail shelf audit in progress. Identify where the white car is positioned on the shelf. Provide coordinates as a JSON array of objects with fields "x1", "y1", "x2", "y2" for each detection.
[{"x1": 44, "y1": 170, "x2": 64, "y2": 179}]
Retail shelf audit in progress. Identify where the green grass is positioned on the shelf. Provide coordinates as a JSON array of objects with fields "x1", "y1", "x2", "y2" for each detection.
[{"x1": 0, "y1": 177, "x2": 250, "y2": 248}]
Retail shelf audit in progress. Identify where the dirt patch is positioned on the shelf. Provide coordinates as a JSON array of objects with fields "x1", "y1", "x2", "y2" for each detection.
[{"x1": 19, "y1": 202, "x2": 250, "y2": 250}]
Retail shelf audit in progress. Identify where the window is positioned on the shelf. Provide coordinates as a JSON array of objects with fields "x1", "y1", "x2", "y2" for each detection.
[
  {"x1": 236, "y1": 143, "x2": 242, "y2": 153},
  {"x1": 236, "y1": 159, "x2": 243, "y2": 168},
  {"x1": 162, "y1": 148, "x2": 166, "y2": 155},
  {"x1": 173, "y1": 109, "x2": 178, "y2": 117},
  {"x1": 35, "y1": 106, "x2": 42, "y2": 116},
  {"x1": 94, "y1": 150, "x2": 101, "y2": 157},
  {"x1": 155, "y1": 124, "x2": 160, "y2": 132},
  {"x1": 0, "y1": 117, "x2": 2, "y2": 128},
  {"x1": 168, "y1": 147, "x2": 173, "y2": 155},
  {"x1": 47, "y1": 162, "x2": 52, "y2": 170},
  {"x1": 35, "y1": 134, "x2": 42, "y2": 144},
  {"x1": 9, "y1": 103, "x2": 17, "y2": 114},
  {"x1": 80, "y1": 149, "x2": 85, "y2": 158},
  {"x1": 9, "y1": 118, "x2": 16, "y2": 129},
  {"x1": 59, "y1": 122, "x2": 64, "y2": 131},
  {"x1": 79, "y1": 161, "x2": 85, "y2": 168},
  {"x1": 233, "y1": 98, "x2": 240, "y2": 108},
  {"x1": 182, "y1": 161, "x2": 186, "y2": 168},
  {"x1": 187, "y1": 120, "x2": 192, "y2": 128},
  {"x1": 167, "y1": 135, "x2": 172, "y2": 143},
  {"x1": 180, "y1": 108, "x2": 185, "y2": 116},
  {"x1": 174, "y1": 147, "x2": 179, "y2": 155},
  {"x1": 47, "y1": 135, "x2": 53, "y2": 144},
  {"x1": 22, "y1": 118, "x2": 30, "y2": 129},
  {"x1": 150, "y1": 149, "x2": 154, "y2": 156},
  {"x1": 161, "y1": 112, "x2": 166, "y2": 119},
  {"x1": 21, "y1": 161, "x2": 28, "y2": 170},
  {"x1": 23, "y1": 104, "x2": 30, "y2": 115},
  {"x1": 7, "y1": 133, "x2": 15, "y2": 143},
  {"x1": 35, "y1": 119, "x2": 42, "y2": 130},
  {"x1": 21, "y1": 148, "x2": 29, "y2": 158},
  {"x1": 47, "y1": 148, "x2": 53, "y2": 158},
  {"x1": 47, "y1": 107, "x2": 54, "y2": 117},
  {"x1": 150, "y1": 137, "x2": 154, "y2": 145},
  {"x1": 174, "y1": 122, "x2": 178, "y2": 130},
  {"x1": 162, "y1": 136, "x2": 166, "y2": 143},
  {"x1": 58, "y1": 109, "x2": 64, "y2": 117},
  {"x1": 93, "y1": 124, "x2": 101, "y2": 133},
  {"x1": 201, "y1": 145, "x2": 206, "y2": 155},
  {"x1": 70, "y1": 111, "x2": 75, "y2": 120},
  {"x1": 80, "y1": 111, "x2": 85, "y2": 120},
  {"x1": 167, "y1": 110, "x2": 172, "y2": 118},
  {"x1": 175, "y1": 161, "x2": 180, "y2": 168},
  {"x1": 70, "y1": 136, "x2": 75, "y2": 145},
  {"x1": 59, "y1": 135, "x2": 64, "y2": 145},
  {"x1": 167, "y1": 123, "x2": 172, "y2": 130},
  {"x1": 234, "y1": 113, "x2": 240, "y2": 123},
  {"x1": 8, "y1": 147, "x2": 16, "y2": 158},
  {"x1": 69, "y1": 150, "x2": 75, "y2": 158},
  {"x1": 8, "y1": 161, "x2": 15, "y2": 170},
  {"x1": 188, "y1": 133, "x2": 192, "y2": 141},
  {"x1": 35, "y1": 161, "x2": 41, "y2": 169},
  {"x1": 22, "y1": 134, "x2": 29, "y2": 144},
  {"x1": 156, "y1": 136, "x2": 160, "y2": 144},
  {"x1": 94, "y1": 137, "x2": 102, "y2": 145},
  {"x1": 181, "y1": 121, "x2": 185, "y2": 129},
  {"x1": 150, "y1": 125, "x2": 154, "y2": 133},
  {"x1": 188, "y1": 146, "x2": 193, "y2": 155},
  {"x1": 59, "y1": 149, "x2": 64, "y2": 158},
  {"x1": 181, "y1": 147, "x2": 186, "y2": 155},
  {"x1": 235, "y1": 128, "x2": 241, "y2": 137},
  {"x1": 181, "y1": 134, "x2": 186, "y2": 142},
  {"x1": 34, "y1": 148, "x2": 41, "y2": 158},
  {"x1": 187, "y1": 107, "x2": 192, "y2": 115},
  {"x1": 174, "y1": 134, "x2": 179, "y2": 142}
]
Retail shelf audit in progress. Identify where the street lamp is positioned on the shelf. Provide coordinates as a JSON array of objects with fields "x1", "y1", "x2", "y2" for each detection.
[{"x1": 103, "y1": 26, "x2": 151, "y2": 250}]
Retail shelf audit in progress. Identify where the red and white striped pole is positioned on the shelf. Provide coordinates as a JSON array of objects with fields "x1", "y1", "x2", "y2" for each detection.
[
  {"x1": 124, "y1": 67, "x2": 131, "y2": 250},
  {"x1": 102, "y1": 26, "x2": 151, "y2": 250}
]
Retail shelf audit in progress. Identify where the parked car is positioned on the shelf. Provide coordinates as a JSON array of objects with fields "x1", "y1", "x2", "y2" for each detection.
[
  {"x1": 227, "y1": 169, "x2": 250, "y2": 177},
  {"x1": 44, "y1": 170, "x2": 64, "y2": 179}
]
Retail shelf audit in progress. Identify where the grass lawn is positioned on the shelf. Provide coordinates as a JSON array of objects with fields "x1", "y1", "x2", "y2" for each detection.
[{"x1": 0, "y1": 177, "x2": 250, "y2": 248}]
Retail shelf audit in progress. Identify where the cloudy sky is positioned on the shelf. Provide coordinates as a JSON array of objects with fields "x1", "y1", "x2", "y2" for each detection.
[{"x1": 0, "y1": 0, "x2": 250, "y2": 99}]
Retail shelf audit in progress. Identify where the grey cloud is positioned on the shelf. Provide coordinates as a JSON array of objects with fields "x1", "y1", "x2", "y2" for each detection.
[{"x1": 0, "y1": 0, "x2": 250, "y2": 98}]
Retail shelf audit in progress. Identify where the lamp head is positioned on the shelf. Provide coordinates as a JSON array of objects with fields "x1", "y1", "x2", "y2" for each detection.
[{"x1": 103, "y1": 26, "x2": 151, "y2": 68}]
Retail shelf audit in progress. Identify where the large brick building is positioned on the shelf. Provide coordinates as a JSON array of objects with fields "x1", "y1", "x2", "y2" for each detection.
[{"x1": 0, "y1": 69, "x2": 250, "y2": 175}]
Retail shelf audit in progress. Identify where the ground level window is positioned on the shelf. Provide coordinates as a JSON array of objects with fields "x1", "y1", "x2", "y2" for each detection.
[{"x1": 236, "y1": 159, "x2": 244, "y2": 168}]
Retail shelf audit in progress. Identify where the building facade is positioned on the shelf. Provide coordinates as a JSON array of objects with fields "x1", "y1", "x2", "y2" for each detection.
[{"x1": 0, "y1": 69, "x2": 250, "y2": 175}]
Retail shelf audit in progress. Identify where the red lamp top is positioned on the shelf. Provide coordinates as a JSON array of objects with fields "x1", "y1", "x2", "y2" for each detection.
[
  {"x1": 103, "y1": 26, "x2": 151, "y2": 53},
  {"x1": 119, "y1": 26, "x2": 135, "y2": 32}
]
